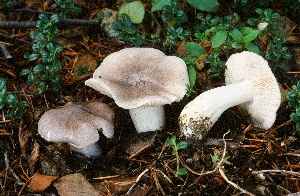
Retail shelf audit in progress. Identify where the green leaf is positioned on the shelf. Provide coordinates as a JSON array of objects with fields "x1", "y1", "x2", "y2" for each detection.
[
  {"x1": 185, "y1": 42, "x2": 206, "y2": 57},
  {"x1": 0, "y1": 78, "x2": 7, "y2": 95},
  {"x1": 231, "y1": 42, "x2": 243, "y2": 49},
  {"x1": 241, "y1": 27, "x2": 252, "y2": 35},
  {"x1": 108, "y1": 29, "x2": 119, "y2": 37},
  {"x1": 212, "y1": 30, "x2": 227, "y2": 48},
  {"x1": 187, "y1": 65, "x2": 196, "y2": 88},
  {"x1": 33, "y1": 64, "x2": 46, "y2": 73},
  {"x1": 0, "y1": 97, "x2": 5, "y2": 109},
  {"x1": 6, "y1": 107, "x2": 16, "y2": 118},
  {"x1": 182, "y1": 56, "x2": 197, "y2": 65},
  {"x1": 36, "y1": 82, "x2": 47, "y2": 94},
  {"x1": 151, "y1": 0, "x2": 171, "y2": 11},
  {"x1": 243, "y1": 30, "x2": 260, "y2": 43},
  {"x1": 19, "y1": 69, "x2": 30, "y2": 76},
  {"x1": 187, "y1": 0, "x2": 219, "y2": 12},
  {"x1": 165, "y1": 136, "x2": 176, "y2": 146},
  {"x1": 228, "y1": 28, "x2": 243, "y2": 42},
  {"x1": 124, "y1": 25, "x2": 136, "y2": 34},
  {"x1": 38, "y1": 14, "x2": 48, "y2": 22},
  {"x1": 120, "y1": 13, "x2": 133, "y2": 26},
  {"x1": 27, "y1": 73, "x2": 36, "y2": 86},
  {"x1": 210, "y1": 154, "x2": 220, "y2": 163},
  {"x1": 172, "y1": 150, "x2": 177, "y2": 156},
  {"x1": 24, "y1": 53, "x2": 38, "y2": 61},
  {"x1": 245, "y1": 42, "x2": 260, "y2": 54},
  {"x1": 177, "y1": 167, "x2": 188, "y2": 175},
  {"x1": 6, "y1": 94, "x2": 18, "y2": 105},
  {"x1": 17, "y1": 101, "x2": 28, "y2": 108},
  {"x1": 49, "y1": 14, "x2": 60, "y2": 24},
  {"x1": 119, "y1": 1, "x2": 145, "y2": 24},
  {"x1": 291, "y1": 112, "x2": 300, "y2": 123},
  {"x1": 255, "y1": 8, "x2": 264, "y2": 16},
  {"x1": 177, "y1": 141, "x2": 188, "y2": 149}
]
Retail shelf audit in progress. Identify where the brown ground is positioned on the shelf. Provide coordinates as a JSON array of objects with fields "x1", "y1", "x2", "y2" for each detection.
[{"x1": 1, "y1": 0, "x2": 300, "y2": 195}]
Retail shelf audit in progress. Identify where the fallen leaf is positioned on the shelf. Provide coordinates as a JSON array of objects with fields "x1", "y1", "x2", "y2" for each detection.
[
  {"x1": 54, "y1": 173, "x2": 101, "y2": 196},
  {"x1": 93, "y1": 176, "x2": 136, "y2": 195},
  {"x1": 18, "y1": 120, "x2": 31, "y2": 157},
  {"x1": 28, "y1": 173, "x2": 58, "y2": 192},
  {"x1": 28, "y1": 142, "x2": 40, "y2": 175},
  {"x1": 176, "y1": 41, "x2": 186, "y2": 57}
]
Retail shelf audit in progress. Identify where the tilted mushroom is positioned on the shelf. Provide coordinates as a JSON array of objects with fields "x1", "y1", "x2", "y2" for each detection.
[
  {"x1": 85, "y1": 48, "x2": 189, "y2": 133},
  {"x1": 38, "y1": 102, "x2": 114, "y2": 157},
  {"x1": 179, "y1": 51, "x2": 281, "y2": 139}
]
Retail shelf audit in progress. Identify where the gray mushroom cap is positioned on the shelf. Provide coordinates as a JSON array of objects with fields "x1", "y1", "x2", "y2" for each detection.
[
  {"x1": 38, "y1": 102, "x2": 114, "y2": 148},
  {"x1": 85, "y1": 48, "x2": 189, "y2": 109}
]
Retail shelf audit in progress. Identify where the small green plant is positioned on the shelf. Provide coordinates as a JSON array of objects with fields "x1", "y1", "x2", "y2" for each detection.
[
  {"x1": 165, "y1": 136, "x2": 188, "y2": 175},
  {"x1": 75, "y1": 65, "x2": 89, "y2": 76},
  {"x1": 108, "y1": 13, "x2": 145, "y2": 47},
  {"x1": 182, "y1": 41, "x2": 207, "y2": 95},
  {"x1": 164, "y1": 26, "x2": 191, "y2": 49},
  {"x1": 285, "y1": 81, "x2": 300, "y2": 132},
  {"x1": 20, "y1": 13, "x2": 63, "y2": 94},
  {"x1": 248, "y1": 8, "x2": 292, "y2": 69},
  {"x1": 20, "y1": 0, "x2": 82, "y2": 94},
  {"x1": 210, "y1": 154, "x2": 229, "y2": 164},
  {"x1": 162, "y1": 0, "x2": 188, "y2": 27},
  {"x1": 161, "y1": 0, "x2": 191, "y2": 49},
  {"x1": 0, "y1": 78, "x2": 28, "y2": 119},
  {"x1": 54, "y1": 0, "x2": 81, "y2": 18}
]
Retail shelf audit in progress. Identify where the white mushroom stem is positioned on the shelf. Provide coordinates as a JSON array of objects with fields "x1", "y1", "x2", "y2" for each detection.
[
  {"x1": 70, "y1": 143, "x2": 102, "y2": 158},
  {"x1": 180, "y1": 80, "x2": 254, "y2": 138},
  {"x1": 129, "y1": 105, "x2": 165, "y2": 133}
]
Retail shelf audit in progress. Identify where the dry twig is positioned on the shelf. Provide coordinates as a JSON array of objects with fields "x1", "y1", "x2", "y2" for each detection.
[{"x1": 252, "y1": 170, "x2": 300, "y2": 177}]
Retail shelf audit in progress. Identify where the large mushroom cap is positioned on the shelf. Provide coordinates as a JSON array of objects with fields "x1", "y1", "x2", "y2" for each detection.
[
  {"x1": 225, "y1": 51, "x2": 281, "y2": 129},
  {"x1": 85, "y1": 48, "x2": 189, "y2": 109},
  {"x1": 38, "y1": 102, "x2": 114, "y2": 148}
]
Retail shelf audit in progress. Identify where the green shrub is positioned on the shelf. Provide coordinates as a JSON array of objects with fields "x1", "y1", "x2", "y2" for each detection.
[{"x1": 0, "y1": 78, "x2": 28, "y2": 119}]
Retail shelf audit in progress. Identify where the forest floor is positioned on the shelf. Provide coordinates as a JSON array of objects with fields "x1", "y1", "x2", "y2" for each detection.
[{"x1": 0, "y1": 0, "x2": 300, "y2": 195}]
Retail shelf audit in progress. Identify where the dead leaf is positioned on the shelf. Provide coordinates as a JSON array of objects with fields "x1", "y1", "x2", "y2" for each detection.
[
  {"x1": 18, "y1": 120, "x2": 31, "y2": 157},
  {"x1": 176, "y1": 41, "x2": 186, "y2": 57},
  {"x1": 54, "y1": 173, "x2": 101, "y2": 196},
  {"x1": 28, "y1": 142, "x2": 40, "y2": 175},
  {"x1": 28, "y1": 173, "x2": 58, "y2": 192},
  {"x1": 93, "y1": 176, "x2": 136, "y2": 195}
]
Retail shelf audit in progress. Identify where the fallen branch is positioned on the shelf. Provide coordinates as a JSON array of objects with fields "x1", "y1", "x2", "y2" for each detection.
[
  {"x1": 0, "y1": 19, "x2": 100, "y2": 29},
  {"x1": 252, "y1": 169, "x2": 300, "y2": 177}
]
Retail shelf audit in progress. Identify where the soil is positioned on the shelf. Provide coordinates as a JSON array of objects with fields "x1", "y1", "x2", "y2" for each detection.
[{"x1": 1, "y1": 1, "x2": 300, "y2": 195}]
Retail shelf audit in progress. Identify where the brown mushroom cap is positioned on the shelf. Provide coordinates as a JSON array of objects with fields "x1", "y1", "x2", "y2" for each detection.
[
  {"x1": 85, "y1": 48, "x2": 189, "y2": 109},
  {"x1": 38, "y1": 102, "x2": 114, "y2": 148}
]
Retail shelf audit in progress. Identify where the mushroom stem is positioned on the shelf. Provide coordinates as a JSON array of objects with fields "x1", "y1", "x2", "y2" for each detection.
[
  {"x1": 129, "y1": 105, "x2": 165, "y2": 133},
  {"x1": 70, "y1": 143, "x2": 102, "y2": 158},
  {"x1": 180, "y1": 80, "x2": 254, "y2": 139}
]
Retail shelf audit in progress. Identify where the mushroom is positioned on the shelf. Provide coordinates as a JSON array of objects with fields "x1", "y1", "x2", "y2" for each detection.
[
  {"x1": 179, "y1": 51, "x2": 281, "y2": 139},
  {"x1": 38, "y1": 102, "x2": 114, "y2": 157},
  {"x1": 85, "y1": 48, "x2": 189, "y2": 133}
]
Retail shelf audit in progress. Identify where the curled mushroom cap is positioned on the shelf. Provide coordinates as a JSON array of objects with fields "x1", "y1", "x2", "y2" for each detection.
[
  {"x1": 85, "y1": 48, "x2": 189, "y2": 133},
  {"x1": 179, "y1": 51, "x2": 281, "y2": 139},
  {"x1": 38, "y1": 102, "x2": 114, "y2": 157}
]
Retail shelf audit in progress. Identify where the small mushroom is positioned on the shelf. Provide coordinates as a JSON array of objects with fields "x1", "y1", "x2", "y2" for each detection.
[
  {"x1": 179, "y1": 51, "x2": 281, "y2": 139},
  {"x1": 38, "y1": 102, "x2": 114, "y2": 157},
  {"x1": 85, "y1": 48, "x2": 189, "y2": 133}
]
